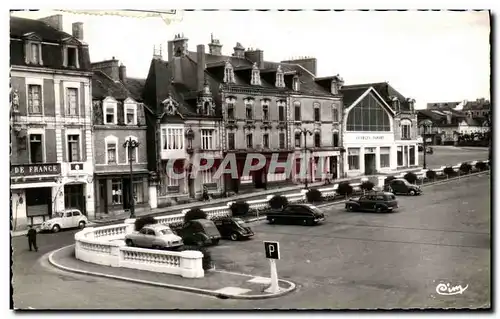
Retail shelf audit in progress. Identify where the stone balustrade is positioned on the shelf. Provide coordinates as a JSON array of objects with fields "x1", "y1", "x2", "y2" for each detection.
[{"x1": 247, "y1": 198, "x2": 270, "y2": 211}]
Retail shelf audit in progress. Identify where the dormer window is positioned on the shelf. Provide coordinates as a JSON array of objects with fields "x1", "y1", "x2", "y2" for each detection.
[
  {"x1": 103, "y1": 97, "x2": 118, "y2": 125},
  {"x1": 224, "y1": 61, "x2": 235, "y2": 84},
  {"x1": 275, "y1": 65, "x2": 285, "y2": 88},
  {"x1": 23, "y1": 33, "x2": 43, "y2": 65},
  {"x1": 124, "y1": 101, "x2": 137, "y2": 125},
  {"x1": 31, "y1": 43, "x2": 41, "y2": 64},
  {"x1": 292, "y1": 75, "x2": 300, "y2": 91},
  {"x1": 251, "y1": 62, "x2": 261, "y2": 86},
  {"x1": 62, "y1": 41, "x2": 80, "y2": 68}
]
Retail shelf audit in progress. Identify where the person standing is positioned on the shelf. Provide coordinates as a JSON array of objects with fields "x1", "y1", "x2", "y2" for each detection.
[{"x1": 26, "y1": 225, "x2": 38, "y2": 252}]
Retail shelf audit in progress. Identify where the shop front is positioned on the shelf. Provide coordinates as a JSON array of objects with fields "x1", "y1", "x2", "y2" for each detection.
[{"x1": 10, "y1": 163, "x2": 61, "y2": 229}]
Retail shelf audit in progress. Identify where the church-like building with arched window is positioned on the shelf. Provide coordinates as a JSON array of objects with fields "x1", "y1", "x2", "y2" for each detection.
[{"x1": 341, "y1": 82, "x2": 419, "y2": 177}]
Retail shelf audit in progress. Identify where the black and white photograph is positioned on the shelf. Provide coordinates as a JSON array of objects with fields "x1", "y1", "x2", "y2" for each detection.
[{"x1": 7, "y1": 4, "x2": 492, "y2": 311}]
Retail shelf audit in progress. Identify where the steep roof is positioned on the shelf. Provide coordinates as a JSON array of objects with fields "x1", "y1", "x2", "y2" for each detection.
[
  {"x1": 92, "y1": 71, "x2": 131, "y2": 100},
  {"x1": 123, "y1": 78, "x2": 146, "y2": 102},
  {"x1": 341, "y1": 82, "x2": 411, "y2": 111},
  {"x1": 10, "y1": 16, "x2": 75, "y2": 43}
]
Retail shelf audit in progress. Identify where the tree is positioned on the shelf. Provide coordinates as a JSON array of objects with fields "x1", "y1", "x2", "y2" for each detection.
[
  {"x1": 443, "y1": 166, "x2": 456, "y2": 177},
  {"x1": 459, "y1": 162, "x2": 472, "y2": 174},
  {"x1": 404, "y1": 172, "x2": 418, "y2": 184},
  {"x1": 306, "y1": 188, "x2": 323, "y2": 203},
  {"x1": 337, "y1": 181, "x2": 353, "y2": 198},
  {"x1": 384, "y1": 176, "x2": 397, "y2": 185},
  {"x1": 269, "y1": 195, "x2": 288, "y2": 209},
  {"x1": 184, "y1": 208, "x2": 207, "y2": 223},
  {"x1": 476, "y1": 161, "x2": 487, "y2": 171},
  {"x1": 134, "y1": 216, "x2": 158, "y2": 231},
  {"x1": 230, "y1": 201, "x2": 250, "y2": 216},
  {"x1": 425, "y1": 170, "x2": 437, "y2": 181},
  {"x1": 360, "y1": 181, "x2": 375, "y2": 194}
]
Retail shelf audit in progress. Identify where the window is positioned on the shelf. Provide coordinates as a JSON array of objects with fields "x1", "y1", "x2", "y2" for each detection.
[
  {"x1": 166, "y1": 172, "x2": 179, "y2": 186},
  {"x1": 201, "y1": 129, "x2": 214, "y2": 150},
  {"x1": 333, "y1": 131, "x2": 339, "y2": 147},
  {"x1": 227, "y1": 103, "x2": 234, "y2": 119},
  {"x1": 332, "y1": 106, "x2": 339, "y2": 122},
  {"x1": 29, "y1": 134, "x2": 43, "y2": 163},
  {"x1": 397, "y1": 146, "x2": 403, "y2": 166},
  {"x1": 401, "y1": 124, "x2": 411, "y2": 139},
  {"x1": 293, "y1": 76, "x2": 299, "y2": 91},
  {"x1": 278, "y1": 105, "x2": 285, "y2": 121},
  {"x1": 409, "y1": 146, "x2": 415, "y2": 165},
  {"x1": 111, "y1": 179, "x2": 122, "y2": 205},
  {"x1": 380, "y1": 147, "x2": 390, "y2": 168},
  {"x1": 67, "y1": 47, "x2": 78, "y2": 68},
  {"x1": 28, "y1": 85, "x2": 42, "y2": 114},
  {"x1": 263, "y1": 134, "x2": 269, "y2": 148},
  {"x1": 66, "y1": 88, "x2": 78, "y2": 116},
  {"x1": 31, "y1": 43, "x2": 40, "y2": 64},
  {"x1": 224, "y1": 62, "x2": 235, "y2": 83},
  {"x1": 125, "y1": 104, "x2": 137, "y2": 125},
  {"x1": 105, "y1": 104, "x2": 116, "y2": 124},
  {"x1": 228, "y1": 132, "x2": 235, "y2": 150},
  {"x1": 279, "y1": 132, "x2": 285, "y2": 149},
  {"x1": 107, "y1": 142, "x2": 117, "y2": 164},
  {"x1": 246, "y1": 104, "x2": 253, "y2": 119},
  {"x1": 67, "y1": 135, "x2": 80, "y2": 162},
  {"x1": 294, "y1": 102, "x2": 301, "y2": 121},
  {"x1": 295, "y1": 133, "x2": 301, "y2": 147},
  {"x1": 347, "y1": 148, "x2": 360, "y2": 170},
  {"x1": 346, "y1": 94, "x2": 391, "y2": 131},
  {"x1": 246, "y1": 134, "x2": 253, "y2": 148},
  {"x1": 161, "y1": 127, "x2": 184, "y2": 150},
  {"x1": 314, "y1": 103, "x2": 320, "y2": 122},
  {"x1": 201, "y1": 168, "x2": 214, "y2": 185},
  {"x1": 263, "y1": 105, "x2": 269, "y2": 120},
  {"x1": 133, "y1": 178, "x2": 145, "y2": 204},
  {"x1": 314, "y1": 132, "x2": 321, "y2": 147}
]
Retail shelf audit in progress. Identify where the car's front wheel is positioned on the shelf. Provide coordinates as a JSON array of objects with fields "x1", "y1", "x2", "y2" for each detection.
[
  {"x1": 375, "y1": 206, "x2": 384, "y2": 213},
  {"x1": 78, "y1": 221, "x2": 86, "y2": 229},
  {"x1": 346, "y1": 204, "x2": 354, "y2": 211},
  {"x1": 52, "y1": 224, "x2": 60, "y2": 233},
  {"x1": 409, "y1": 190, "x2": 416, "y2": 196},
  {"x1": 125, "y1": 239, "x2": 134, "y2": 247},
  {"x1": 230, "y1": 232, "x2": 239, "y2": 241},
  {"x1": 268, "y1": 218, "x2": 276, "y2": 224}
]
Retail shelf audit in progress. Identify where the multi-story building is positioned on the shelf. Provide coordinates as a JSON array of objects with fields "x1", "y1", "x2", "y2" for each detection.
[
  {"x1": 340, "y1": 82, "x2": 420, "y2": 177},
  {"x1": 90, "y1": 58, "x2": 150, "y2": 217},
  {"x1": 143, "y1": 34, "x2": 344, "y2": 203},
  {"x1": 10, "y1": 15, "x2": 95, "y2": 229}
]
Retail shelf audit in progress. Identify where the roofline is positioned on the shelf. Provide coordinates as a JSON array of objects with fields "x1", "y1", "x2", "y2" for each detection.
[{"x1": 345, "y1": 87, "x2": 395, "y2": 116}]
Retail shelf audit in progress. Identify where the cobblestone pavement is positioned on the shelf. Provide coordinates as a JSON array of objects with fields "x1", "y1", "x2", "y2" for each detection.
[
  {"x1": 418, "y1": 146, "x2": 488, "y2": 168},
  {"x1": 11, "y1": 173, "x2": 490, "y2": 309}
]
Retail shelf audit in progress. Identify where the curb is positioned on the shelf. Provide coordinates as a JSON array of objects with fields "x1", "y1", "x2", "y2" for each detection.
[{"x1": 48, "y1": 245, "x2": 296, "y2": 300}]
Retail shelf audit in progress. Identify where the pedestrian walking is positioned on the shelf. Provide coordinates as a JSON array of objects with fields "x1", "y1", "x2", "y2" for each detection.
[
  {"x1": 202, "y1": 185, "x2": 210, "y2": 201},
  {"x1": 26, "y1": 225, "x2": 38, "y2": 252}
]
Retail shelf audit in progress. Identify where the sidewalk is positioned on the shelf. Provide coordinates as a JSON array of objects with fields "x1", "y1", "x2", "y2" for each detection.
[{"x1": 49, "y1": 245, "x2": 295, "y2": 300}]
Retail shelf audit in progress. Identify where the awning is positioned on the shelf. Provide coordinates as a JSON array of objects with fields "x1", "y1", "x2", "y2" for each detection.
[{"x1": 11, "y1": 181, "x2": 59, "y2": 189}]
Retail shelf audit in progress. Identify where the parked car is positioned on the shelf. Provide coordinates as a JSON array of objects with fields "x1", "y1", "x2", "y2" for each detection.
[
  {"x1": 175, "y1": 219, "x2": 221, "y2": 247},
  {"x1": 384, "y1": 178, "x2": 422, "y2": 196},
  {"x1": 125, "y1": 224, "x2": 183, "y2": 250},
  {"x1": 40, "y1": 209, "x2": 88, "y2": 233},
  {"x1": 214, "y1": 217, "x2": 254, "y2": 241},
  {"x1": 345, "y1": 192, "x2": 398, "y2": 213},
  {"x1": 426, "y1": 146, "x2": 434, "y2": 154},
  {"x1": 267, "y1": 203, "x2": 326, "y2": 226}
]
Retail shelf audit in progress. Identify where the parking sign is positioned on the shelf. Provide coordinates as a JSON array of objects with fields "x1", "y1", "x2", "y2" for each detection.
[{"x1": 264, "y1": 241, "x2": 280, "y2": 259}]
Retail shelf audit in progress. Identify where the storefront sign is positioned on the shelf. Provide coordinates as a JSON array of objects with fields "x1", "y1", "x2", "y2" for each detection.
[
  {"x1": 11, "y1": 163, "x2": 61, "y2": 177},
  {"x1": 356, "y1": 136, "x2": 385, "y2": 140}
]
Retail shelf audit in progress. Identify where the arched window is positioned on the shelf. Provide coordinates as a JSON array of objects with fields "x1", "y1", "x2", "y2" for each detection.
[
  {"x1": 294, "y1": 101, "x2": 301, "y2": 121},
  {"x1": 203, "y1": 101, "x2": 210, "y2": 115},
  {"x1": 313, "y1": 102, "x2": 320, "y2": 122},
  {"x1": 346, "y1": 94, "x2": 391, "y2": 131},
  {"x1": 224, "y1": 61, "x2": 235, "y2": 84}
]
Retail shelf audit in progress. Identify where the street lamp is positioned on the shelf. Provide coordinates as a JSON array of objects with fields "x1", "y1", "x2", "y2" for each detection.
[
  {"x1": 419, "y1": 119, "x2": 432, "y2": 169},
  {"x1": 300, "y1": 128, "x2": 314, "y2": 189},
  {"x1": 123, "y1": 138, "x2": 140, "y2": 218}
]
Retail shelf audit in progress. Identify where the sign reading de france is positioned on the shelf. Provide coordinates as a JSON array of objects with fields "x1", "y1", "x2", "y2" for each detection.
[{"x1": 264, "y1": 241, "x2": 280, "y2": 259}]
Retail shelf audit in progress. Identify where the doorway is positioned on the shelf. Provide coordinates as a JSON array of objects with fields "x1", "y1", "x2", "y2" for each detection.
[
  {"x1": 329, "y1": 156, "x2": 338, "y2": 179},
  {"x1": 364, "y1": 154, "x2": 376, "y2": 175},
  {"x1": 253, "y1": 169, "x2": 265, "y2": 189},
  {"x1": 64, "y1": 184, "x2": 85, "y2": 214},
  {"x1": 98, "y1": 179, "x2": 108, "y2": 214},
  {"x1": 122, "y1": 178, "x2": 131, "y2": 210}
]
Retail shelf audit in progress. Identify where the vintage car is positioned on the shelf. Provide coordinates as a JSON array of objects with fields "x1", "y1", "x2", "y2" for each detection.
[
  {"x1": 345, "y1": 192, "x2": 399, "y2": 213},
  {"x1": 213, "y1": 217, "x2": 254, "y2": 241},
  {"x1": 175, "y1": 219, "x2": 221, "y2": 247},
  {"x1": 267, "y1": 203, "x2": 326, "y2": 226},
  {"x1": 40, "y1": 209, "x2": 88, "y2": 233},
  {"x1": 384, "y1": 178, "x2": 422, "y2": 196},
  {"x1": 125, "y1": 224, "x2": 183, "y2": 250}
]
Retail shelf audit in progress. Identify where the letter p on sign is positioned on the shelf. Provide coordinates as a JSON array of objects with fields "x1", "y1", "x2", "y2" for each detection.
[{"x1": 264, "y1": 241, "x2": 280, "y2": 259}]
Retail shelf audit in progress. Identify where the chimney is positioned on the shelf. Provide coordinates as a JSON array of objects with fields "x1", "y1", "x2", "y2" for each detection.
[
  {"x1": 233, "y1": 42, "x2": 245, "y2": 58},
  {"x1": 119, "y1": 63, "x2": 127, "y2": 82},
  {"x1": 281, "y1": 57, "x2": 317, "y2": 76},
  {"x1": 197, "y1": 44, "x2": 206, "y2": 91},
  {"x1": 91, "y1": 57, "x2": 120, "y2": 81},
  {"x1": 208, "y1": 34, "x2": 222, "y2": 56},
  {"x1": 38, "y1": 14, "x2": 63, "y2": 31},
  {"x1": 245, "y1": 49, "x2": 264, "y2": 69},
  {"x1": 72, "y1": 22, "x2": 84, "y2": 40},
  {"x1": 167, "y1": 41, "x2": 174, "y2": 62},
  {"x1": 446, "y1": 112, "x2": 452, "y2": 124}
]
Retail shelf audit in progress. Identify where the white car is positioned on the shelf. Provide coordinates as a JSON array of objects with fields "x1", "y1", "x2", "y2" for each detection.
[
  {"x1": 125, "y1": 224, "x2": 183, "y2": 250},
  {"x1": 40, "y1": 209, "x2": 88, "y2": 233}
]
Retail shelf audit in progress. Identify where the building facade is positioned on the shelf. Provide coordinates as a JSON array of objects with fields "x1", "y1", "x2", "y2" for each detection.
[
  {"x1": 10, "y1": 15, "x2": 95, "y2": 229},
  {"x1": 91, "y1": 59, "x2": 150, "y2": 216},
  {"x1": 341, "y1": 83, "x2": 419, "y2": 177}
]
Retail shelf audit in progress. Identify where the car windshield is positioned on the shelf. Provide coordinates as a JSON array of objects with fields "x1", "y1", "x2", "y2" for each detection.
[
  {"x1": 306, "y1": 205, "x2": 322, "y2": 215},
  {"x1": 53, "y1": 212, "x2": 64, "y2": 218},
  {"x1": 158, "y1": 228, "x2": 173, "y2": 235},
  {"x1": 234, "y1": 219, "x2": 246, "y2": 226}
]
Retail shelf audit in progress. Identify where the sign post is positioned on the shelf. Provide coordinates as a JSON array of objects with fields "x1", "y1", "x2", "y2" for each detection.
[{"x1": 264, "y1": 241, "x2": 280, "y2": 293}]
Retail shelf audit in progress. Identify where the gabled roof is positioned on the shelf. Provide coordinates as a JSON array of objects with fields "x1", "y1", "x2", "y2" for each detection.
[
  {"x1": 92, "y1": 71, "x2": 131, "y2": 100},
  {"x1": 341, "y1": 86, "x2": 395, "y2": 115},
  {"x1": 10, "y1": 16, "x2": 78, "y2": 43},
  {"x1": 342, "y1": 82, "x2": 414, "y2": 112}
]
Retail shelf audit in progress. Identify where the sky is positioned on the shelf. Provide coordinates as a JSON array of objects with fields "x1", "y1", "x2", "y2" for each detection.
[{"x1": 10, "y1": 9, "x2": 491, "y2": 109}]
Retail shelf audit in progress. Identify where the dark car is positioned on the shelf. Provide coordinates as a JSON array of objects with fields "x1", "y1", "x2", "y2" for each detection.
[
  {"x1": 267, "y1": 203, "x2": 326, "y2": 226},
  {"x1": 175, "y1": 219, "x2": 221, "y2": 247},
  {"x1": 384, "y1": 178, "x2": 422, "y2": 196},
  {"x1": 345, "y1": 192, "x2": 398, "y2": 213},
  {"x1": 214, "y1": 218, "x2": 254, "y2": 241}
]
